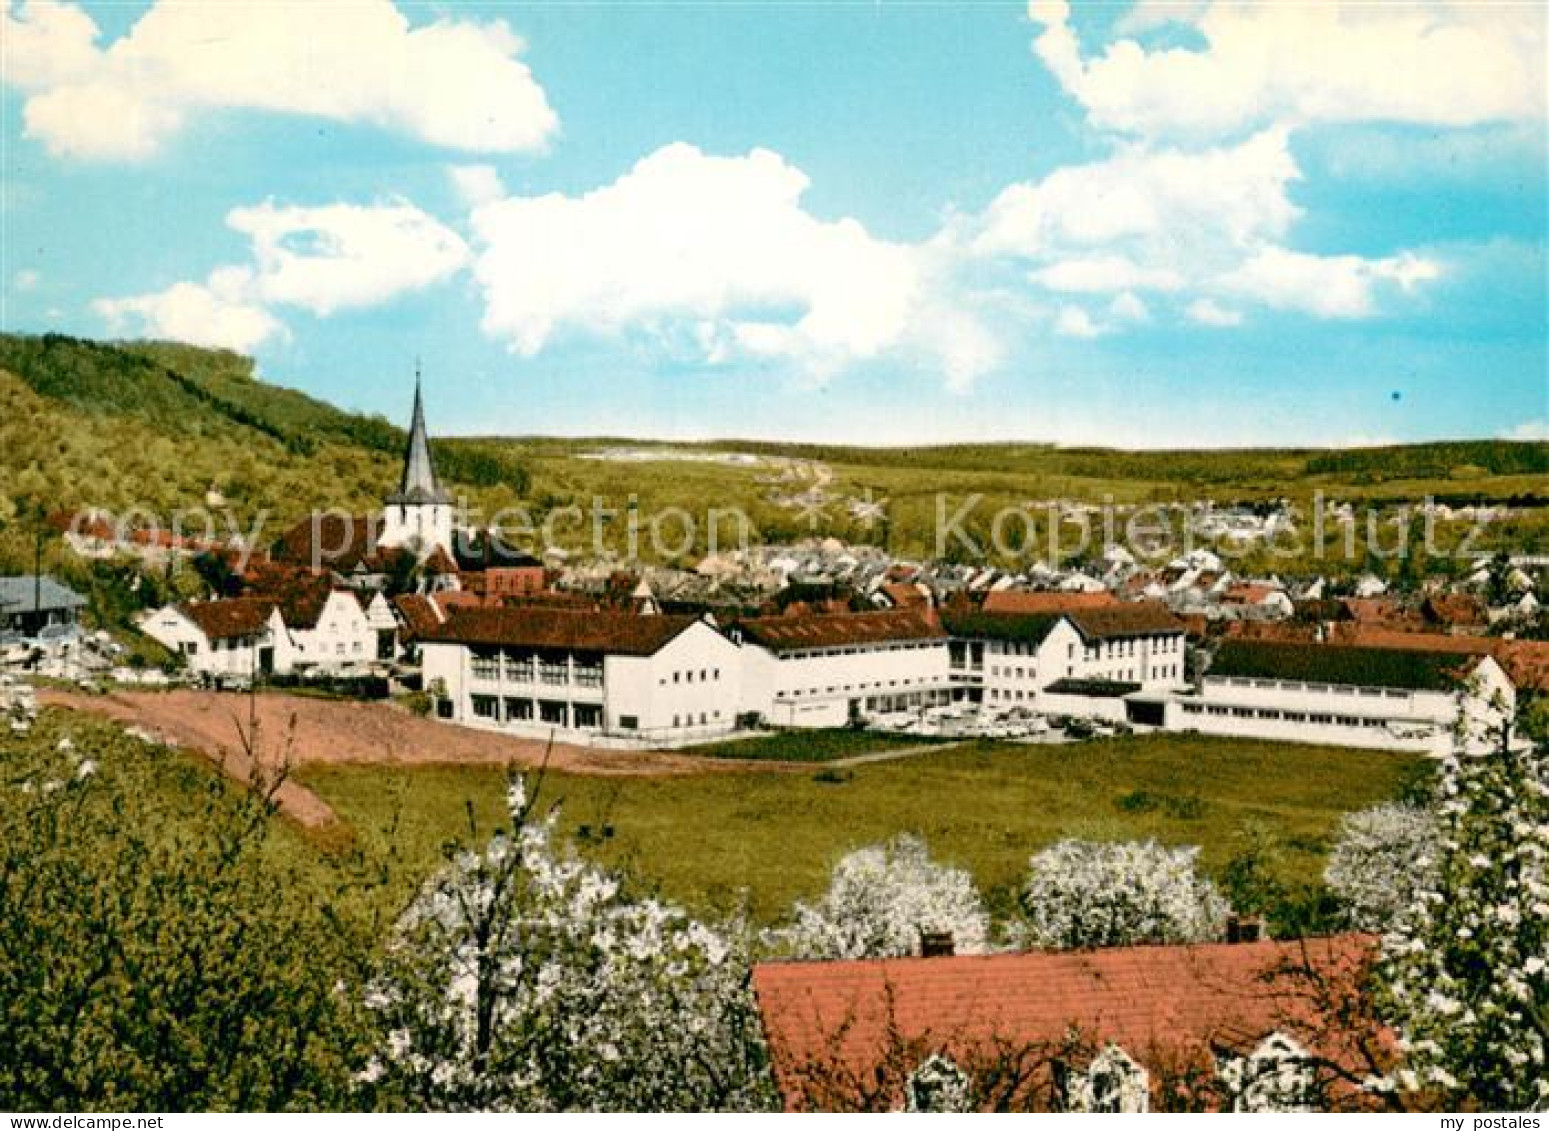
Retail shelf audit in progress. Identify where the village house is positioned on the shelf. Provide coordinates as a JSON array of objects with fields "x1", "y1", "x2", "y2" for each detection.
[
  {"x1": 736, "y1": 608, "x2": 952, "y2": 728},
  {"x1": 274, "y1": 586, "x2": 378, "y2": 673},
  {"x1": 141, "y1": 585, "x2": 380, "y2": 679},
  {"x1": 139, "y1": 598, "x2": 286, "y2": 681},
  {"x1": 753, "y1": 935, "x2": 1381, "y2": 1112},
  {"x1": 1168, "y1": 639, "x2": 1516, "y2": 756},
  {"x1": 419, "y1": 605, "x2": 743, "y2": 744},
  {"x1": 0, "y1": 575, "x2": 86, "y2": 640}
]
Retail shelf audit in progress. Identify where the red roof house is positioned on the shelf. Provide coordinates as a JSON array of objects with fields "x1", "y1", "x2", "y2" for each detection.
[{"x1": 753, "y1": 936, "x2": 1388, "y2": 1112}]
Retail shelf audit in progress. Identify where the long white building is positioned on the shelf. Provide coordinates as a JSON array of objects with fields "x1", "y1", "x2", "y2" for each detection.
[
  {"x1": 419, "y1": 605, "x2": 743, "y2": 744},
  {"x1": 736, "y1": 608, "x2": 952, "y2": 727},
  {"x1": 1168, "y1": 639, "x2": 1516, "y2": 756}
]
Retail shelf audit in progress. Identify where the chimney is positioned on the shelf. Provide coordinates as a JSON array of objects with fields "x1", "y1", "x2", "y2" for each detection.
[
  {"x1": 1225, "y1": 915, "x2": 1264, "y2": 944},
  {"x1": 919, "y1": 929, "x2": 955, "y2": 958}
]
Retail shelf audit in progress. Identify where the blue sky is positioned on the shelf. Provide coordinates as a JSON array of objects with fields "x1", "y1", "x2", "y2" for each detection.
[{"x1": 2, "y1": 0, "x2": 1545, "y2": 447}]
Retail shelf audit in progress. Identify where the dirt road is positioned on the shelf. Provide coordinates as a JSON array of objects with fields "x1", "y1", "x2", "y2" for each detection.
[{"x1": 38, "y1": 687, "x2": 780, "y2": 830}]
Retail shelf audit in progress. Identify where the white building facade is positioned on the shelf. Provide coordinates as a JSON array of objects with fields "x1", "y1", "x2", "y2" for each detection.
[
  {"x1": 944, "y1": 603, "x2": 1188, "y2": 717},
  {"x1": 278, "y1": 589, "x2": 378, "y2": 674},
  {"x1": 737, "y1": 609, "x2": 953, "y2": 728},
  {"x1": 421, "y1": 607, "x2": 743, "y2": 745},
  {"x1": 1166, "y1": 639, "x2": 1516, "y2": 756},
  {"x1": 139, "y1": 600, "x2": 286, "y2": 681}
]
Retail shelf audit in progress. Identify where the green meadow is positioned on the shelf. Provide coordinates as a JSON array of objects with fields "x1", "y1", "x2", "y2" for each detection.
[{"x1": 300, "y1": 732, "x2": 1429, "y2": 926}]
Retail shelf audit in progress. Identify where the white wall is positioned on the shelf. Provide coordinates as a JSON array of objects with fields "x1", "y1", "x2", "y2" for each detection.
[
  {"x1": 378, "y1": 502, "x2": 454, "y2": 559},
  {"x1": 138, "y1": 605, "x2": 284, "y2": 680},
  {"x1": 606, "y1": 620, "x2": 742, "y2": 735},
  {"x1": 425, "y1": 619, "x2": 742, "y2": 743},
  {"x1": 741, "y1": 638, "x2": 953, "y2": 728},
  {"x1": 1169, "y1": 657, "x2": 1516, "y2": 756},
  {"x1": 283, "y1": 591, "x2": 375, "y2": 673}
]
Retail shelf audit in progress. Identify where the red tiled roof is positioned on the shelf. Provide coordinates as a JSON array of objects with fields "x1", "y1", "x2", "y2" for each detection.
[
  {"x1": 880, "y1": 581, "x2": 930, "y2": 609},
  {"x1": 739, "y1": 608, "x2": 945, "y2": 654},
  {"x1": 420, "y1": 606, "x2": 705, "y2": 656},
  {"x1": 1065, "y1": 602, "x2": 1186, "y2": 641},
  {"x1": 1329, "y1": 625, "x2": 1549, "y2": 693},
  {"x1": 1223, "y1": 583, "x2": 1282, "y2": 605},
  {"x1": 271, "y1": 513, "x2": 380, "y2": 571},
  {"x1": 1421, "y1": 593, "x2": 1488, "y2": 629},
  {"x1": 392, "y1": 594, "x2": 445, "y2": 641},
  {"x1": 179, "y1": 597, "x2": 277, "y2": 641},
  {"x1": 983, "y1": 590, "x2": 1119, "y2": 615},
  {"x1": 754, "y1": 936, "x2": 1382, "y2": 1112}
]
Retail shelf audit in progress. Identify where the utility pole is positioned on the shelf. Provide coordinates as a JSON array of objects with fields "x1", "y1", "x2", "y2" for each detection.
[{"x1": 32, "y1": 502, "x2": 44, "y2": 632}]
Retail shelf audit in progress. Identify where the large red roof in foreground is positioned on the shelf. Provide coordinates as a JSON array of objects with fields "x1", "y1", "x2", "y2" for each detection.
[{"x1": 753, "y1": 935, "x2": 1383, "y2": 1111}]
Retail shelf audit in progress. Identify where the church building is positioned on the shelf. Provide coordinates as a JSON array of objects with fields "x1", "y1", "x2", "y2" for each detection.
[{"x1": 377, "y1": 371, "x2": 456, "y2": 561}]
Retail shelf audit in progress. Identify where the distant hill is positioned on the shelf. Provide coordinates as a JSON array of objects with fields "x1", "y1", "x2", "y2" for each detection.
[
  {"x1": 0, "y1": 332, "x2": 529, "y2": 529},
  {"x1": 2, "y1": 332, "x2": 1544, "y2": 573}
]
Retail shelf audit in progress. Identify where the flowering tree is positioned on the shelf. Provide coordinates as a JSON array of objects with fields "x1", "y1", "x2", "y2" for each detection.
[
  {"x1": 1324, "y1": 804, "x2": 1439, "y2": 932},
  {"x1": 774, "y1": 834, "x2": 991, "y2": 960},
  {"x1": 1022, "y1": 840, "x2": 1229, "y2": 949},
  {"x1": 366, "y1": 776, "x2": 776, "y2": 1112},
  {"x1": 0, "y1": 715, "x2": 370, "y2": 1110},
  {"x1": 1376, "y1": 743, "x2": 1548, "y2": 1110}
]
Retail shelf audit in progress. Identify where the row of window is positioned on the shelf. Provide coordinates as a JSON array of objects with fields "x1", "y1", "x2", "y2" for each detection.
[
  {"x1": 776, "y1": 640, "x2": 939, "y2": 661},
  {"x1": 1181, "y1": 702, "x2": 1419, "y2": 729},
  {"x1": 1213, "y1": 676, "x2": 1410, "y2": 699},
  {"x1": 660, "y1": 667, "x2": 723, "y2": 686},
  {"x1": 470, "y1": 695, "x2": 604, "y2": 729},
  {"x1": 783, "y1": 674, "x2": 941, "y2": 700},
  {"x1": 471, "y1": 651, "x2": 604, "y2": 688},
  {"x1": 670, "y1": 710, "x2": 723, "y2": 728},
  {"x1": 1083, "y1": 634, "x2": 1181, "y2": 662},
  {"x1": 865, "y1": 689, "x2": 952, "y2": 713}
]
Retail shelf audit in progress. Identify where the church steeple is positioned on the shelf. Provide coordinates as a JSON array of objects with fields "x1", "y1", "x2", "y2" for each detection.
[{"x1": 388, "y1": 363, "x2": 451, "y2": 506}]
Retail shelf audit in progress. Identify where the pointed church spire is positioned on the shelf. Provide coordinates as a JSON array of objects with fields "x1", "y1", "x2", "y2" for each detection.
[{"x1": 388, "y1": 365, "x2": 451, "y2": 505}]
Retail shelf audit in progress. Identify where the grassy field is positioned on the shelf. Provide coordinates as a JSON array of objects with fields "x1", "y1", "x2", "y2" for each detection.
[
  {"x1": 691, "y1": 728, "x2": 954, "y2": 763},
  {"x1": 301, "y1": 733, "x2": 1429, "y2": 926}
]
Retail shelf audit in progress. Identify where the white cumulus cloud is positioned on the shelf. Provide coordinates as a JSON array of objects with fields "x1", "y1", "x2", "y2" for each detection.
[
  {"x1": 1054, "y1": 305, "x2": 1102, "y2": 339},
  {"x1": 976, "y1": 129, "x2": 1300, "y2": 261},
  {"x1": 968, "y1": 128, "x2": 1439, "y2": 326},
  {"x1": 229, "y1": 200, "x2": 470, "y2": 316},
  {"x1": 94, "y1": 197, "x2": 469, "y2": 351},
  {"x1": 1029, "y1": 0, "x2": 1545, "y2": 141},
  {"x1": 1, "y1": 0, "x2": 558, "y2": 160},
  {"x1": 1223, "y1": 247, "x2": 1440, "y2": 319},
  {"x1": 1185, "y1": 298, "x2": 1242, "y2": 328},
  {"x1": 469, "y1": 142, "x2": 999, "y2": 386},
  {"x1": 94, "y1": 266, "x2": 287, "y2": 353},
  {"x1": 449, "y1": 165, "x2": 507, "y2": 209},
  {"x1": 1504, "y1": 420, "x2": 1549, "y2": 442}
]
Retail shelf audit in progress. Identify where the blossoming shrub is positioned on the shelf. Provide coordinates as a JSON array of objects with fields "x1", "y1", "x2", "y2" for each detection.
[
  {"x1": 0, "y1": 712, "x2": 371, "y2": 1110},
  {"x1": 366, "y1": 777, "x2": 776, "y2": 1112},
  {"x1": 774, "y1": 834, "x2": 991, "y2": 960},
  {"x1": 1324, "y1": 803, "x2": 1439, "y2": 931},
  {"x1": 1022, "y1": 839, "x2": 1229, "y2": 949},
  {"x1": 1376, "y1": 744, "x2": 1548, "y2": 1110}
]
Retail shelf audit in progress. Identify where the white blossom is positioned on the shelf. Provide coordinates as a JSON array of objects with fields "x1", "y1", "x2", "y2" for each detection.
[
  {"x1": 1022, "y1": 840, "x2": 1229, "y2": 949},
  {"x1": 1376, "y1": 746, "x2": 1548, "y2": 1110},
  {"x1": 365, "y1": 775, "x2": 775, "y2": 1112},
  {"x1": 773, "y1": 834, "x2": 991, "y2": 960},
  {"x1": 1324, "y1": 803, "x2": 1440, "y2": 932}
]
